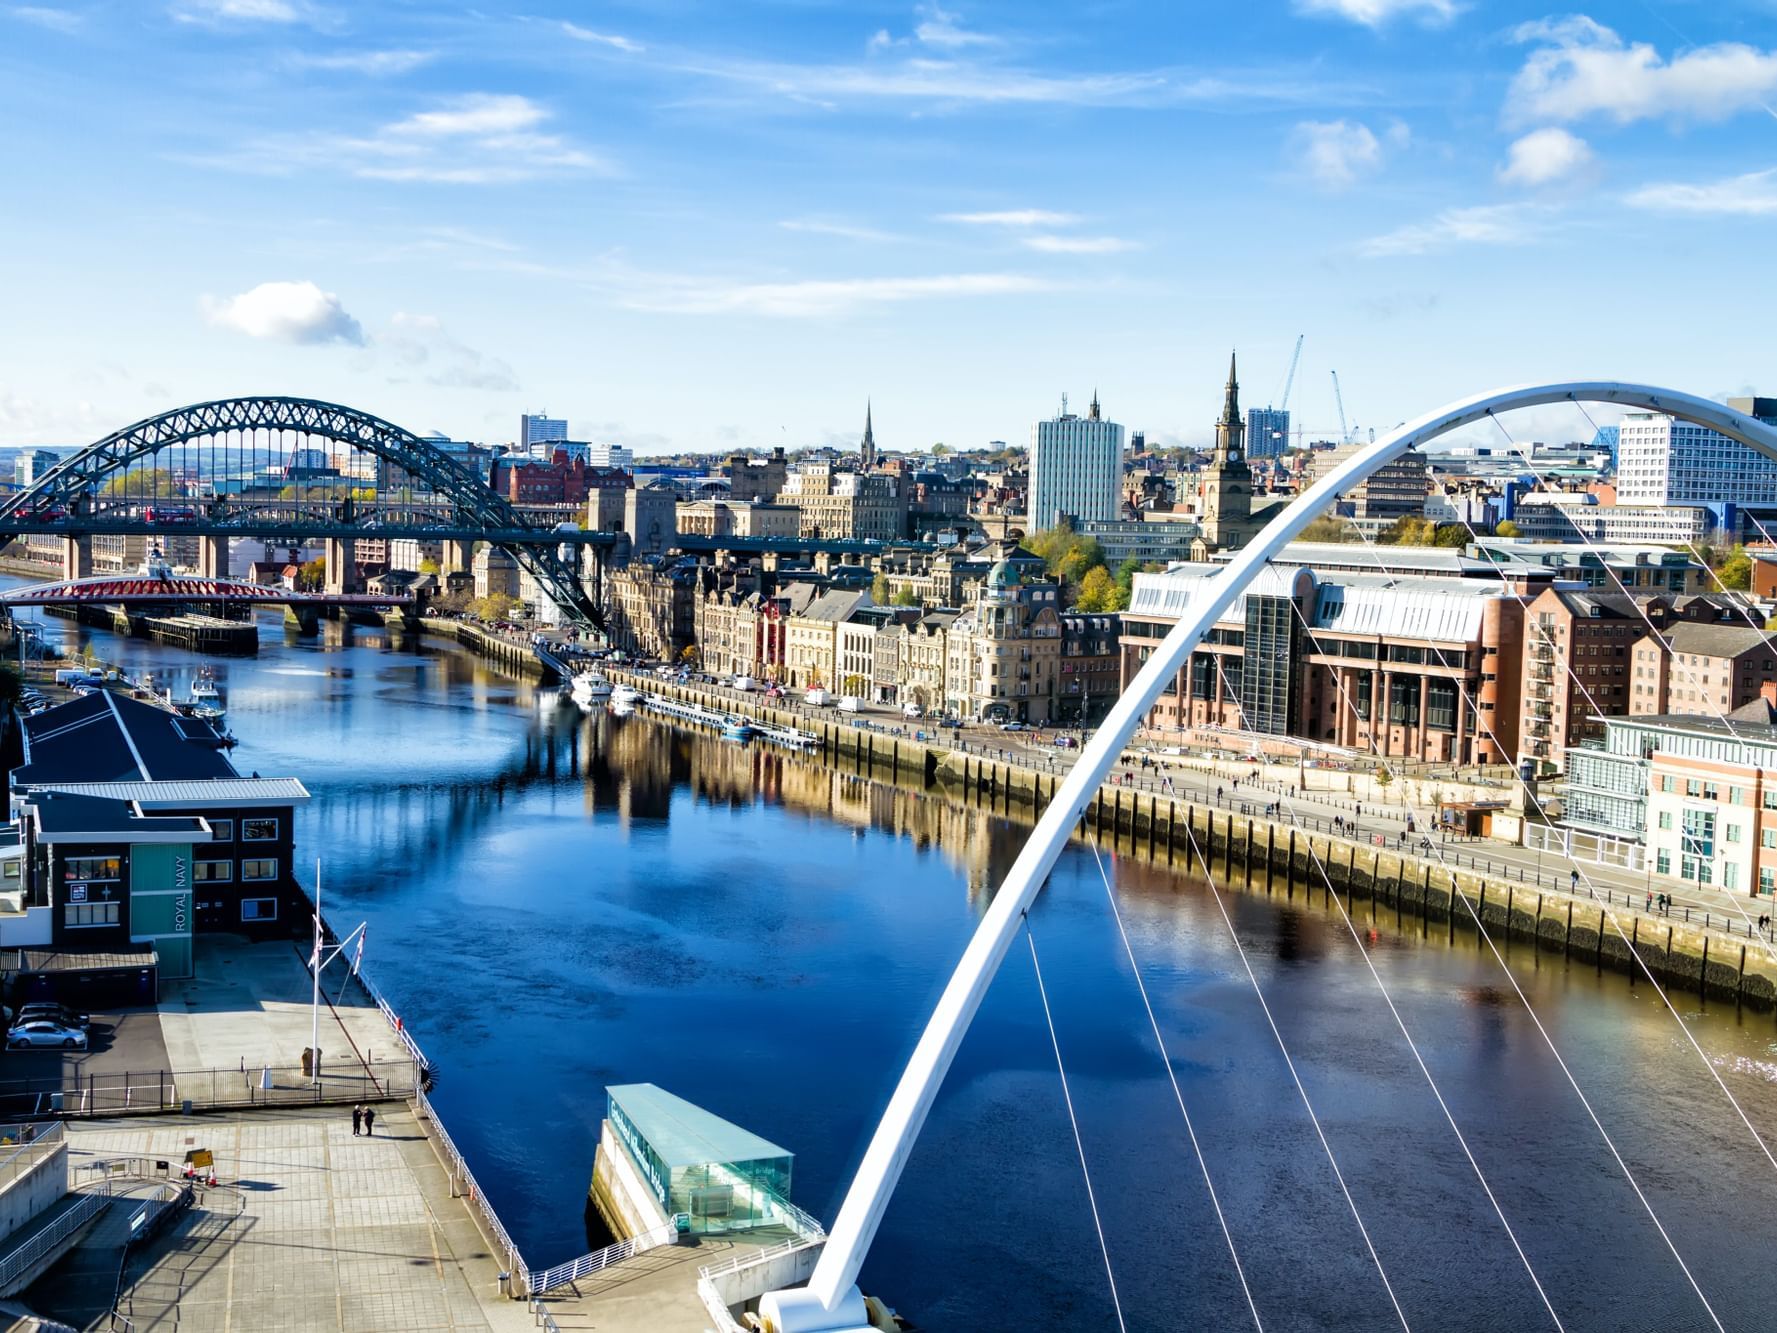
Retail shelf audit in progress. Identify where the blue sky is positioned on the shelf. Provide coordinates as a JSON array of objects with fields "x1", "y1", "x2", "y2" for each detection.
[{"x1": 1, "y1": 0, "x2": 1773, "y2": 453}]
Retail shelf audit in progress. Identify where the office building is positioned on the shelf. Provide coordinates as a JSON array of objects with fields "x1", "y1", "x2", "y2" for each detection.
[
  {"x1": 1028, "y1": 392, "x2": 1124, "y2": 529},
  {"x1": 1246, "y1": 406, "x2": 1290, "y2": 459},
  {"x1": 586, "y1": 443, "x2": 635, "y2": 472},
  {"x1": 519, "y1": 413, "x2": 569, "y2": 452},
  {"x1": 1616, "y1": 398, "x2": 1777, "y2": 505}
]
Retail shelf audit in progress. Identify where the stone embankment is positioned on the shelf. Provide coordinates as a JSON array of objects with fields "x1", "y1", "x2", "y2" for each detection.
[
  {"x1": 414, "y1": 617, "x2": 550, "y2": 678},
  {"x1": 612, "y1": 669, "x2": 1777, "y2": 1012}
]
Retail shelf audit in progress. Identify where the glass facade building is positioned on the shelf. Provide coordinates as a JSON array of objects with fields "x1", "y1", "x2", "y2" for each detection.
[{"x1": 607, "y1": 1083, "x2": 794, "y2": 1234}]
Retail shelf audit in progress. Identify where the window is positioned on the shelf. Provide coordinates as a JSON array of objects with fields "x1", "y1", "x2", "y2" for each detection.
[
  {"x1": 1661, "y1": 776, "x2": 1676, "y2": 793},
  {"x1": 64, "y1": 901, "x2": 120, "y2": 927},
  {"x1": 195, "y1": 861, "x2": 233, "y2": 882},
  {"x1": 62, "y1": 856, "x2": 120, "y2": 881},
  {"x1": 1, "y1": 862, "x2": 18, "y2": 883},
  {"x1": 1726, "y1": 863, "x2": 1741, "y2": 890},
  {"x1": 1727, "y1": 824, "x2": 1743, "y2": 844},
  {"x1": 1732, "y1": 788, "x2": 1747, "y2": 806},
  {"x1": 241, "y1": 898, "x2": 277, "y2": 922},
  {"x1": 1762, "y1": 868, "x2": 1775, "y2": 894},
  {"x1": 208, "y1": 819, "x2": 234, "y2": 842},
  {"x1": 1763, "y1": 829, "x2": 1775, "y2": 850},
  {"x1": 241, "y1": 859, "x2": 277, "y2": 882},
  {"x1": 1659, "y1": 811, "x2": 1674, "y2": 831},
  {"x1": 1657, "y1": 850, "x2": 1671, "y2": 875},
  {"x1": 1686, "y1": 779, "x2": 1701, "y2": 797},
  {"x1": 241, "y1": 818, "x2": 279, "y2": 843}
]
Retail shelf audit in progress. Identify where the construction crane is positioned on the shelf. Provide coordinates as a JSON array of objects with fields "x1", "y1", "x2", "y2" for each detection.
[
  {"x1": 1278, "y1": 334, "x2": 1304, "y2": 413},
  {"x1": 1331, "y1": 369, "x2": 1351, "y2": 445}
]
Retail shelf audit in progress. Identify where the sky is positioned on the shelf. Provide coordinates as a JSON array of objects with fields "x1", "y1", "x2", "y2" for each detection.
[{"x1": 0, "y1": 0, "x2": 1773, "y2": 455}]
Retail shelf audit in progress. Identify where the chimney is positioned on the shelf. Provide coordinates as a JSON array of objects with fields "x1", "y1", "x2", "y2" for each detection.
[{"x1": 1762, "y1": 679, "x2": 1777, "y2": 708}]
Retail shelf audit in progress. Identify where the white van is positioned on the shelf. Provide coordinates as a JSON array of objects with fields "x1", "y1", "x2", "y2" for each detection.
[
  {"x1": 805, "y1": 688, "x2": 833, "y2": 707},
  {"x1": 732, "y1": 676, "x2": 755, "y2": 692},
  {"x1": 838, "y1": 696, "x2": 861, "y2": 713}
]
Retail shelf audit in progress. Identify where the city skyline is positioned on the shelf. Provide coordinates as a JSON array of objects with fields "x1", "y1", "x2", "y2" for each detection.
[{"x1": 3, "y1": 1, "x2": 1773, "y2": 453}]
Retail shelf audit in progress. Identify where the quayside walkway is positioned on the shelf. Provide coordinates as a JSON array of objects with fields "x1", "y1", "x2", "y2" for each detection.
[{"x1": 32, "y1": 1106, "x2": 531, "y2": 1332}]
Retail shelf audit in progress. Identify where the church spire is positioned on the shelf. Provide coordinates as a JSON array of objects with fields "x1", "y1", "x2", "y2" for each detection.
[
  {"x1": 1213, "y1": 349, "x2": 1245, "y2": 465},
  {"x1": 1221, "y1": 351, "x2": 1239, "y2": 429},
  {"x1": 861, "y1": 398, "x2": 876, "y2": 470},
  {"x1": 1089, "y1": 387, "x2": 1101, "y2": 421}
]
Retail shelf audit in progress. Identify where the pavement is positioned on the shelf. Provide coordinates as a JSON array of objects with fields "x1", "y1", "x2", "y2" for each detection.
[{"x1": 27, "y1": 1105, "x2": 534, "y2": 1333}]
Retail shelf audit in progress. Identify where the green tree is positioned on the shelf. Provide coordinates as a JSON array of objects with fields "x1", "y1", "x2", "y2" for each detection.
[
  {"x1": 871, "y1": 571, "x2": 890, "y2": 604},
  {"x1": 295, "y1": 558, "x2": 326, "y2": 592},
  {"x1": 1432, "y1": 523, "x2": 1471, "y2": 548},
  {"x1": 418, "y1": 557, "x2": 442, "y2": 575},
  {"x1": 1112, "y1": 557, "x2": 1142, "y2": 611},
  {"x1": 472, "y1": 593, "x2": 519, "y2": 622},
  {"x1": 1494, "y1": 519, "x2": 1522, "y2": 538},
  {"x1": 1299, "y1": 515, "x2": 1357, "y2": 543},
  {"x1": 1719, "y1": 545, "x2": 1753, "y2": 591},
  {"x1": 931, "y1": 443, "x2": 951, "y2": 456},
  {"x1": 1076, "y1": 565, "x2": 1118, "y2": 611},
  {"x1": 891, "y1": 587, "x2": 919, "y2": 607},
  {"x1": 101, "y1": 468, "x2": 178, "y2": 498}
]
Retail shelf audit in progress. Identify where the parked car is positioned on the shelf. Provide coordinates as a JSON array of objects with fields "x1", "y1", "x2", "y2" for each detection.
[
  {"x1": 805, "y1": 688, "x2": 833, "y2": 707},
  {"x1": 939, "y1": 716, "x2": 962, "y2": 729},
  {"x1": 16, "y1": 1002, "x2": 88, "y2": 1030},
  {"x1": 838, "y1": 696, "x2": 861, "y2": 713},
  {"x1": 901, "y1": 703, "x2": 923, "y2": 719},
  {"x1": 7, "y1": 1020, "x2": 86, "y2": 1050},
  {"x1": 999, "y1": 720, "x2": 1029, "y2": 732},
  {"x1": 1054, "y1": 735, "x2": 1079, "y2": 748}
]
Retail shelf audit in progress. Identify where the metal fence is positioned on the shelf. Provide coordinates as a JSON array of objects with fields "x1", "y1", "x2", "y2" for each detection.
[
  {"x1": 0, "y1": 1120, "x2": 62, "y2": 1189},
  {"x1": 0, "y1": 1181, "x2": 111, "y2": 1296},
  {"x1": 0, "y1": 1060, "x2": 418, "y2": 1120},
  {"x1": 528, "y1": 1213, "x2": 688, "y2": 1295},
  {"x1": 413, "y1": 1082, "x2": 530, "y2": 1295}
]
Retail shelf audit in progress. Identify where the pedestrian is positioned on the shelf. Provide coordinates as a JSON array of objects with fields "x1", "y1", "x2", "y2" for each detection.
[
  {"x1": 363, "y1": 1106, "x2": 376, "y2": 1137},
  {"x1": 351, "y1": 1104, "x2": 362, "y2": 1136},
  {"x1": 1217, "y1": 785, "x2": 1224, "y2": 802},
  {"x1": 1570, "y1": 869, "x2": 1579, "y2": 891},
  {"x1": 1647, "y1": 891, "x2": 1654, "y2": 911}
]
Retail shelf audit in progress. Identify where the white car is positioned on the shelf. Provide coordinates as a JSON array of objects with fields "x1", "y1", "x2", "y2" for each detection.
[
  {"x1": 7, "y1": 1020, "x2": 87, "y2": 1050},
  {"x1": 902, "y1": 703, "x2": 923, "y2": 719}
]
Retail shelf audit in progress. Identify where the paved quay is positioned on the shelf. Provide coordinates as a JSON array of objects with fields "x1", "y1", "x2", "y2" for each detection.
[{"x1": 35, "y1": 1105, "x2": 532, "y2": 1333}]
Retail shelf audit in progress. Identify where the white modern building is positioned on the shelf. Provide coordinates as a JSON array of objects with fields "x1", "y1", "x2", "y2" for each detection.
[
  {"x1": 1028, "y1": 393, "x2": 1125, "y2": 530},
  {"x1": 519, "y1": 412, "x2": 569, "y2": 452},
  {"x1": 586, "y1": 442, "x2": 635, "y2": 472},
  {"x1": 1616, "y1": 398, "x2": 1777, "y2": 505}
]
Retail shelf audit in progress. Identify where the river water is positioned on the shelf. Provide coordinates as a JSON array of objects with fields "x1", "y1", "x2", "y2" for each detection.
[{"x1": 14, "y1": 601, "x2": 1777, "y2": 1332}]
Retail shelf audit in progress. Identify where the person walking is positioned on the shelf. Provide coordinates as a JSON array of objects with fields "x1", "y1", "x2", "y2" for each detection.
[
  {"x1": 363, "y1": 1106, "x2": 377, "y2": 1137},
  {"x1": 1570, "y1": 869, "x2": 1579, "y2": 891},
  {"x1": 351, "y1": 1105, "x2": 362, "y2": 1137}
]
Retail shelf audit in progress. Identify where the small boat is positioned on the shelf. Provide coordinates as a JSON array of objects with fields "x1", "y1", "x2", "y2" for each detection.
[
  {"x1": 720, "y1": 718, "x2": 755, "y2": 743},
  {"x1": 192, "y1": 702, "x2": 226, "y2": 723},
  {"x1": 570, "y1": 670, "x2": 613, "y2": 704},
  {"x1": 610, "y1": 683, "x2": 641, "y2": 706},
  {"x1": 189, "y1": 670, "x2": 221, "y2": 703}
]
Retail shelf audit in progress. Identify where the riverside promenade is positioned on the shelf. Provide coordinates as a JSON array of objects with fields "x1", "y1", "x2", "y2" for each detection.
[{"x1": 610, "y1": 667, "x2": 1777, "y2": 1011}]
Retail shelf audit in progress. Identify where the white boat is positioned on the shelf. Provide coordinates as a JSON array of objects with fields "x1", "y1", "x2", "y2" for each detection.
[
  {"x1": 570, "y1": 670, "x2": 613, "y2": 704},
  {"x1": 190, "y1": 671, "x2": 221, "y2": 703},
  {"x1": 610, "y1": 683, "x2": 642, "y2": 706}
]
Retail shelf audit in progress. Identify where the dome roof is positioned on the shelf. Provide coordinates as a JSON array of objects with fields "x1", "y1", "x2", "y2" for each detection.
[{"x1": 987, "y1": 558, "x2": 1021, "y2": 590}]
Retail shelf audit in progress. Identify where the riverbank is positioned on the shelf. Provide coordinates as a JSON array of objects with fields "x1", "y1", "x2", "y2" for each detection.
[
  {"x1": 415, "y1": 616, "x2": 551, "y2": 679},
  {"x1": 611, "y1": 667, "x2": 1777, "y2": 1012}
]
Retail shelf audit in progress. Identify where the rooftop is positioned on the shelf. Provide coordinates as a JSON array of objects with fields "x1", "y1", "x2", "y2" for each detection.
[
  {"x1": 1657, "y1": 621, "x2": 1777, "y2": 658},
  {"x1": 27, "y1": 791, "x2": 211, "y2": 843},
  {"x1": 609, "y1": 1083, "x2": 791, "y2": 1169},
  {"x1": 17, "y1": 692, "x2": 237, "y2": 787}
]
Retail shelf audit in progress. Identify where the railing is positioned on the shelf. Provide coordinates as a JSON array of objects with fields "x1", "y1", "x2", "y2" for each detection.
[
  {"x1": 0, "y1": 1181, "x2": 111, "y2": 1293},
  {"x1": 0, "y1": 1061, "x2": 419, "y2": 1119},
  {"x1": 413, "y1": 1081, "x2": 530, "y2": 1293},
  {"x1": 0, "y1": 1120, "x2": 62, "y2": 1191},
  {"x1": 528, "y1": 1212, "x2": 689, "y2": 1295},
  {"x1": 696, "y1": 1233, "x2": 820, "y2": 1284},
  {"x1": 529, "y1": 1299, "x2": 563, "y2": 1331},
  {"x1": 107, "y1": 1182, "x2": 194, "y2": 1328}
]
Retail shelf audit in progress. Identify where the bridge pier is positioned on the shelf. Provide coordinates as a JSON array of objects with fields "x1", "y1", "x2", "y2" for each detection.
[
  {"x1": 323, "y1": 538, "x2": 361, "y2": 596},
  {"x1": 198, "y1": 534, "x2": 231, "y2": 580},
  {"x1": 441, "y1": 539, "x2": 474, "y2": 577},
  {"x1": 284, "y1": 605, "x2": 320, "y2": 635},
  {"x1": 60, "y1": 535, "x2": 92, "y2": 581}
]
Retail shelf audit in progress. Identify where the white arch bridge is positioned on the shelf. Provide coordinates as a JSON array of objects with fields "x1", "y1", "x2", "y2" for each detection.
[{"x1": 763, "y1": 382, "x2": 1777, "y2": 1331}]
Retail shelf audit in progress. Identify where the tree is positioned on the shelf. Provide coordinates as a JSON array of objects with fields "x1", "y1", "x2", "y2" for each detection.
[
  {"x1": 931, "y1": 443, "x2": 951, "y2": 456},
  {"x1": 1494, "y1": 519, "x2": 1522, "y2": 538},
  {"x1": 1299, "y1": 516, "x2": 1357, "y2": 543},
  {"x1": 1076, "y1": 565, "x2": 1118, "y2": 611},
  {"x1": 891, "y1": 587, "x2": 919, "y2": 607},
  {"x1": 418, "y1": 557, "x2": 442, "y2": 575},
  {"x1": 295, "y1": 558, "x2": 326, "y2": 592},
  {"x1": 1112, "y1": 557, "x2": 1142, "y2": 611},
  {"x1": 102, "y1": 468, "x2": 178, "y2": 498},
  {"x1": 871, "y1": 572, "x2": 890, "y2": 604},
  {"x1": 472, "y1": 593, "x2": 519, "y2": 622},
  {"x1": 1719, "y1": 545, "x2": 1754, "y2": 591},
  {"x1": 1432, "y1": 523, "x2": 1471, "y2": 548}
]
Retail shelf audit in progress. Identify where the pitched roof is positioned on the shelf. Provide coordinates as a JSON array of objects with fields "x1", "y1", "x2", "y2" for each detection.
[
  {"x1": 1658, "y1": 621, "x2": 1777, "y2": 659},
  {"x1": 17, "y1": 691, "x2": 240, "y2": 787}
]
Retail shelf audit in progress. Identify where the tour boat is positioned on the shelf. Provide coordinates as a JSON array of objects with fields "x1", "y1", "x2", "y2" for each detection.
[
  {"x1": 570, "y1": 670, "x2": 613, "y2": 705},
  {"x1": 720, "y1": 718, "x2": 755, "y2": 743}
]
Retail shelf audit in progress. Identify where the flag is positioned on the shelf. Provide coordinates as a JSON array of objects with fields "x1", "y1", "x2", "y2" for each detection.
[
  {"x1": 309, "y1": 915, "x2": 321, "y2": 972},
  {"x1": 352, "y1": 927, "x2": 365, "y2": 977}
]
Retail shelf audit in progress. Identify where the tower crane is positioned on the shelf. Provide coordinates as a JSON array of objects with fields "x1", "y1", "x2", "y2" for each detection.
[
  {"x1": 1278, "y1": 334, "x2": 1304, "y2": 413},
  {"x1": 1331, "y1": 369, "x2": 1351, "y2": 445}
]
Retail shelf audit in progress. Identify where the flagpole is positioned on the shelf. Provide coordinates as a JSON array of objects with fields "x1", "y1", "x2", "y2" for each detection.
[{"x1": 310, "y1": 857, "x2": 321, "y2": 1085}]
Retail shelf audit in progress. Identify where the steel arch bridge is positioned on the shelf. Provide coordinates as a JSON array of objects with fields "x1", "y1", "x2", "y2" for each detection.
[
  {"x1": 763, "y1": 382, "x2": 1777, "y2": 1331},
  {"x1": 0, "y1": 396, "x2": 599, "y2": 625}
]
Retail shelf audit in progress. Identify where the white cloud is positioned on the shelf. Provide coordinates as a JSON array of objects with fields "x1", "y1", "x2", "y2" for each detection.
[
  {"x1": 202, "y1": 280, "x2": 364, "y2": 345},
  {"x1": 622, "y1": 272, "x2": 1053, "y2": 318},
  {"x1": 1021, "y1": 235, "x2": 1137, "y2": 254},
  {"x1": 1294, "y1": 0, "x2": 1457, "y2": 25},
  {"x1": 172, "y1": 0, "x2": 302, "y2": 22},
  {"x1": 1359, "y1": 204, "x2": 1538, "y2": 256},
  {"x1": 1507, "y1": 16, "x2": 1777, "y2": 127},
  {"x1": 293, "y1": 48, "x2": 434, "y2": 75},
  {"x1": 913, "y1": 4, "x2": 996, "y2": 49},
  {"x1": 383, "y1": 313, "x2": 519, "y2": 391},
  {"x1": 779, "y1": 218, "x2": 903, "y2": 243},
  {"x1": 1497, "y1": 127, "x2": 1594, "y2": 187},
  {"x1": 223, "y1": 94, "x2": 612, "y2": 185},
  {"x1": 561, "y1": 22, "x2": 642, "y2": 53},
  {"x1": 1290, "y1": 119, "x2": 1384, "y2": 189},
  {"x1": 939, "y1": 209, "x2": 1080, "y2": 226},
  {"x1": 9, "y1": 6, "x2": 82, "y2": 32},
  {"x1": 1625, "y1": 167, "x2": 1777, "y2": 215}
]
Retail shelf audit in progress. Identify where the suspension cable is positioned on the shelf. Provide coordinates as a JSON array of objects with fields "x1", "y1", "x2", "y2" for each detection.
[
  {"x1": 1022, "y1": 914, "x2": 1128, "y2": 1333},
  {"x1": 1200, "y1": 651, "x2": 1566, "y2": 1329},
  {"x1": 1171, "y1": 819, "x2": 1413, "y2": 1329},
  {"x1": 1083, "y1": 833, "x2": 1265, "y2": 1331},
  {"x1": 1204, "y1": 478, "x2": 1729, "y2": 1326}
]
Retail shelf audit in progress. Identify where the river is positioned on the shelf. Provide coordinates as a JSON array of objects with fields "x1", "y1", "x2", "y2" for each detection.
[{"x1": 12, "y1": 600, "x2": 1777, "y2": 1332}]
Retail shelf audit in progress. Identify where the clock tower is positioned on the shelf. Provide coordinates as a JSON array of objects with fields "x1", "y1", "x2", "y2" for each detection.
[{"x1": 1198, "y1": 351, "x2": 1254, "y2": 553}]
